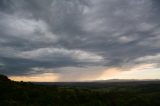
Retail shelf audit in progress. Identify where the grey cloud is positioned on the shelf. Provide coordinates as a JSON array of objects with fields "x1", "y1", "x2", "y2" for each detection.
[{"x1": 0, "y1": 0, "x2": 160, "y2": 76}]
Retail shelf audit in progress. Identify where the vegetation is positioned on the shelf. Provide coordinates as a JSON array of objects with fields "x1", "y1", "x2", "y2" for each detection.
[{"x1": 0, "y1": 74, "x2": 160, "y2": 106}]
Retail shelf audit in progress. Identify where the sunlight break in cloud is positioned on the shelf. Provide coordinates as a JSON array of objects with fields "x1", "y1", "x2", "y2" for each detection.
[{"x1": 10, "y1": 73, "x2": 59, "y2": 82}]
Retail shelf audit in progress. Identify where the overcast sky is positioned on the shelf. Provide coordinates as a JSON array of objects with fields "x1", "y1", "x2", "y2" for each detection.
[{"x1": 0, "y1": 0, "x2": 160, "y2": 82}]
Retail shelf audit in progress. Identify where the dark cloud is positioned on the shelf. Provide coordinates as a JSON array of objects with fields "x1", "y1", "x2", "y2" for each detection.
[{"x1": 0, "y1": 0, "x2": 160, "y2": 76}]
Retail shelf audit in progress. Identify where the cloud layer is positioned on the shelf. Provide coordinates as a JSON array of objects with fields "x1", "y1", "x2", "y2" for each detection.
[{"x1": 0, "y1": 0, "x2": 160, "y2": 79}]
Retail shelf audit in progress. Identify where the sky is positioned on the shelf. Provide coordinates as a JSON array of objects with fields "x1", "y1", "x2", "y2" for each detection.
[{"x1": 0, "y1": 0, "x2": 160, "y2": 82}]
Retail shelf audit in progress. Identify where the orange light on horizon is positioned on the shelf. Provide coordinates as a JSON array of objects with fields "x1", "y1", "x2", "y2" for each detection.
[
  {"x1": 9, "y1": 73, "x2": 59, "y2": 82},
  {"x1": 9, "y1": 63, "x2": 160, "y2": 82}
]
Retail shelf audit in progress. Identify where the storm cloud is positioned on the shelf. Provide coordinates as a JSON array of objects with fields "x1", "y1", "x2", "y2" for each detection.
[{"x1": 0, "y1": 0, "x2": 160, "y2": 78}]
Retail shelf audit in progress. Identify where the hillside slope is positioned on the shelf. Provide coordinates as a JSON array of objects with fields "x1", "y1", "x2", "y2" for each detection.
[{"x1": 0, "y1": 74, "x2": 160, "y2": 106}]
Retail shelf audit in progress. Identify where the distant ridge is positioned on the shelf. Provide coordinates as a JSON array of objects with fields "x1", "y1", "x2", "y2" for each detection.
[
  {"x1": 33, "y1": 79, "x2": 160, "y2": 88},
  {"x1": 0, "y1": 74, "x2": 11, "y2": 82},
  {"x1": 33, "y1": 79, "x2": 160, "y2": 84},
  {"x1": 94, "y1": 79, "x2": 160, "y2": 82}
]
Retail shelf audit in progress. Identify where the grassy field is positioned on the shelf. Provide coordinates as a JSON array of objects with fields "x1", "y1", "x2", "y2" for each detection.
[{"x1": 0, "y1": 74, "x2": 160, "y2": 106}]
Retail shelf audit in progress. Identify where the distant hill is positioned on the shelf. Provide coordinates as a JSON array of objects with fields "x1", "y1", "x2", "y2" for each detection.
[{"x1": 0, "y1": 74, "x2": 11, "y2": 83}]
